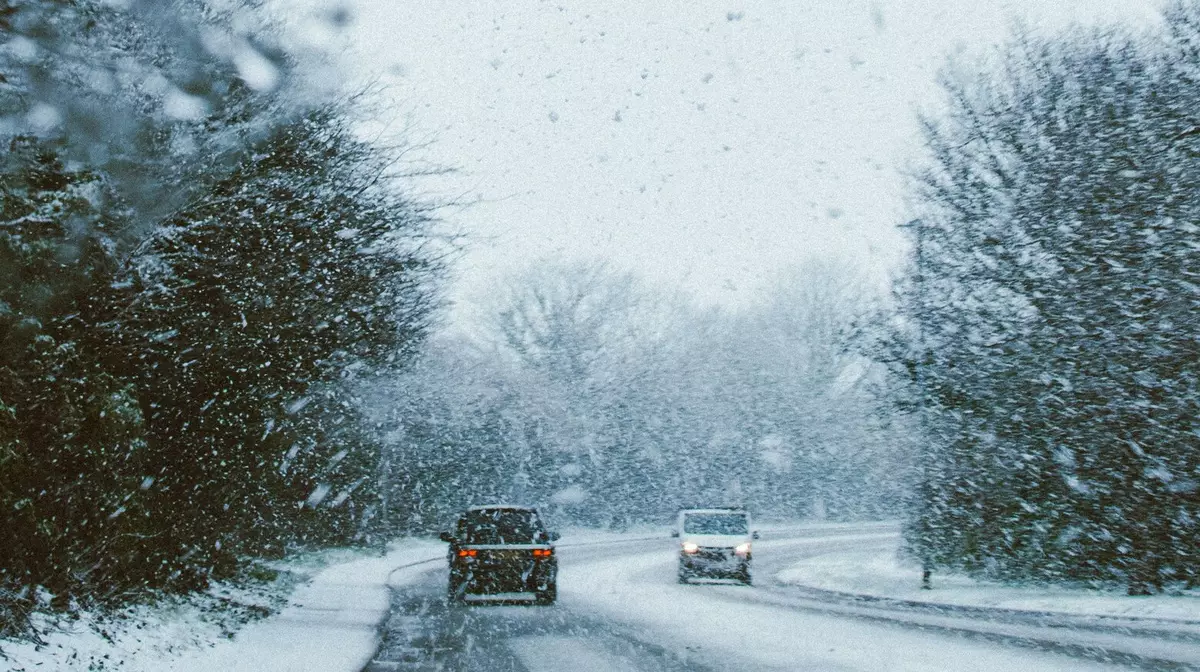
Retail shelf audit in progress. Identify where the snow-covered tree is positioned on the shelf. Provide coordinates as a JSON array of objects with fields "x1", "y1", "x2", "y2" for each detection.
[
  {"x1": 108, "y1": 103, "x2": 441, "y2": 585},
  {"x1": 0, "y1": 0, "x2": 443, "y2": 621},
  {"x1": 477, "y1": 261, "x2": 675, "y2": 527},
  {"x1": 729, "y1": 263, "x2": 910, "y2": 519},
  {"x1": 898, "y1": 4, "x2": 1200, "y2": 590},
  {"x1": 0, "y1": 138, "x2": 152, "y2": 606}
]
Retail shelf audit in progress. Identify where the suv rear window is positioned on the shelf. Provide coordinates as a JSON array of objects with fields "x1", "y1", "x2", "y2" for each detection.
[
  {"x1": 458, "y1": 508, "x2": 547, "y2": 544},
  {"x1": 683, "y1": 513, "x2": 749, "y2": 535}
]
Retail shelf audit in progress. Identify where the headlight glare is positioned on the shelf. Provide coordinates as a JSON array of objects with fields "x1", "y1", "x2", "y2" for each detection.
[
  {"x1": 681, "y1": 542, "x2": 699, "y2": 553},
  {"x1": 735, "y1": 543, "x2": 751, "y2": 555}
]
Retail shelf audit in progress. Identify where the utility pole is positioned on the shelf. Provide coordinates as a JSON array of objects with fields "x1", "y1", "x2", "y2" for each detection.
[
  {"x1": 901, "y1": 218, "x2": 933, "y2": 590},
  {"x1": 377, "y1": 423, "x2": 399, "y2": 556}
]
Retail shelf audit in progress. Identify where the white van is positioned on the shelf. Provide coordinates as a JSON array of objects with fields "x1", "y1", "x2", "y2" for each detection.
[{"x1": 672, "y1": 508, "x2": 758, "y2": 585}]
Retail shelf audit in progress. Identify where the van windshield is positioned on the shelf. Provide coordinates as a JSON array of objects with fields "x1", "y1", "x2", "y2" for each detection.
[{"x1": 683, "y1": 513, "x2": 749, "y2": 535}]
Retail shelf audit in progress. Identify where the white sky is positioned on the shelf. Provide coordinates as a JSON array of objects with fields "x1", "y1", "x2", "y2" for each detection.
[{"x1": 317, "y1": 0, "x2": 1164, "y2": 326}]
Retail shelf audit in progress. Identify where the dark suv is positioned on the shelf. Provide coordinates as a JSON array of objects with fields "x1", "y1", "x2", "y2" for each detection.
[{"x1": 439, "y1": 505, "x2": 560, "y2": 605}]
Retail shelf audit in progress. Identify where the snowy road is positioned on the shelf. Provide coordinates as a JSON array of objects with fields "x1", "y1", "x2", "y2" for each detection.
[{"x1": 365, "y1": 526, "x2": 1200, "y2": 671}]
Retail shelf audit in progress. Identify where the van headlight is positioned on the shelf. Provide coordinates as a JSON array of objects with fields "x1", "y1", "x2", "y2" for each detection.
[
  {"x1": 735, "y1": 543, "x2": 751, "y2": 555},
  {"x1": 681, "y1": 542, "x2": 699, "y2": 554}
]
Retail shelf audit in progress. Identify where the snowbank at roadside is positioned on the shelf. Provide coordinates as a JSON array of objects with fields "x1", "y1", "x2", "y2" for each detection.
[
  {"x1": 776, "y1": 543, "x2": 1200, "y2": 622},
  {"x1": 556, "y1": 519, "x2": 897, "y2": 545},
  {"x1": 168, "y1": 539, "x2": 443, "y2": 672},
  {"x1": 0, "y1": 540, "x2": 443, "y2": 672}
]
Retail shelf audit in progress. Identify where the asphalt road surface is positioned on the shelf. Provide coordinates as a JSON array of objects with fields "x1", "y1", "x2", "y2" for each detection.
[{"x1": 364, "y1": 525, "x2": 1200, "y2": 671}]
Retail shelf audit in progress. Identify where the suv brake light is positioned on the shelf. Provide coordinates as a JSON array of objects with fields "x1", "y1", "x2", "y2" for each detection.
[
  {"x1": 532, "y1": 548, "x2": 553, "y2": 557},
  {"x1": 457, "y1": 548, "x2": 478, "y2": 557}
]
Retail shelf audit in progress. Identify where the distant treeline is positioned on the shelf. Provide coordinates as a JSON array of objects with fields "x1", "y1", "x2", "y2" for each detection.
[{"x1": 369, "y1": 260, "x2": 913, "y2": 535}]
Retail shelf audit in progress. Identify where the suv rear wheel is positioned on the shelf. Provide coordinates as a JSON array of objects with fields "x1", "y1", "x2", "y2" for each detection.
[
  {"x1": 447, "y1": 579, "x2": 465, "y2": 605},
  {"x1": 535, "y1": 582, "x2": 557, "y2": 605}
]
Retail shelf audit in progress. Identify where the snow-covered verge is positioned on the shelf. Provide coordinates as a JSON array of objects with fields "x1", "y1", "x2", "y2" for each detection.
[
  {"x1": 564, "y1": 544, "x2": 1109, "y2": 671},
  {"x1": 777, "y1": 543, "x2": 1200, "y2": 622},
  {"x1": 0, "y1": 540, "x2": 443, "y2": 672},
  {"x1": 0, "y1": 569, "x2": 304, "y2": 672}
]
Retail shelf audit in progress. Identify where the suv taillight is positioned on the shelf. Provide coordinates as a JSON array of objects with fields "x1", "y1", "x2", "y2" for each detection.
[
  {"x1": 532, "y1": 548, "x2": 553, "y2": 558},
  {"x1": 457, "y1": 549, "x2": 478, "y2": 557}
]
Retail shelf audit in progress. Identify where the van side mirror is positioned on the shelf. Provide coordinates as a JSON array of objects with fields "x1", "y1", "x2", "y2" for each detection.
[
  {"x1": 438, "y1": 531, "x2": 456, "y2": 543},
  {"x1": 670, "y1": 530, "x2": 679, "y2": 538},
  {"x1": 752, "y1": 531, "x2": 760, "y2": 540}
]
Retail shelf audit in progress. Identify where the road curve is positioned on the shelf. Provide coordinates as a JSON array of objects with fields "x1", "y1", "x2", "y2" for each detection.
[
  {"x1": 364, "y1": 525, "x2": 1199, "y2": 671},
  {"x1": 714, "y1": 532, "x2": 1200, "y2": 671}
]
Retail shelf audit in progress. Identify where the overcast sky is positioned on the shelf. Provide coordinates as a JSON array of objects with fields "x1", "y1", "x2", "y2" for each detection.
[{"x1": 312, "y1": 0, "x2": 1164, "y2": 327}]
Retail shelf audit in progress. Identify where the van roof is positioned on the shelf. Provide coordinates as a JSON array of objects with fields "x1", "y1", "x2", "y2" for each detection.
[{"x1": 467, "y1": 504, "x2": 539, "y2": 512}]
